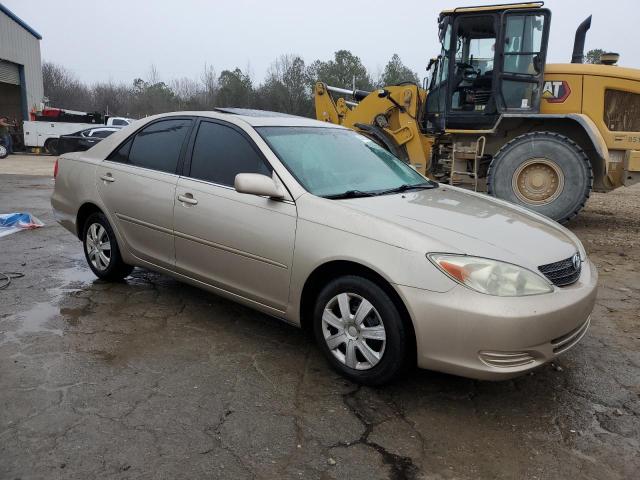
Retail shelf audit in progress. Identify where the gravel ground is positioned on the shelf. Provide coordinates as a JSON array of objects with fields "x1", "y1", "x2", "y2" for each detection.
[{"x1": 0, "y1": 165, "x2": 638, "y2": 480}]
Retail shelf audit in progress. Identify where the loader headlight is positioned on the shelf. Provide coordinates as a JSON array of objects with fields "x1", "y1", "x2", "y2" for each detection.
[{"x1": 427, "y1": 254, "x2": 554, "y2": 297}]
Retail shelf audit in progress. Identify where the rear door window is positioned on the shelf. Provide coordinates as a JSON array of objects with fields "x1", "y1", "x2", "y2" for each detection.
[
  {"x1": 188, "y1": 121, "x2": 272, "y2": 186},
  {"x1": 111, "y1": 119, "x2": 192, "y2": 174}
]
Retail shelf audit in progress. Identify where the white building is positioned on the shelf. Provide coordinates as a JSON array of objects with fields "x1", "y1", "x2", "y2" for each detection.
[{"x1": 0, "y1": 3, "x2": 44, "y2": 121}]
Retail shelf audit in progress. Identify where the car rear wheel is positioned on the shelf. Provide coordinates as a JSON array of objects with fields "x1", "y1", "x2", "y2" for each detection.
[
  {"x1": 82, "y1": 212, "x2": 133, "y2": 281},
  {"x1": 44, "y1": 138, "x2": 59, "y2": 156},
  {"x1": 0, "y1": 144, "x2": 7, "y2": 159},
  {"x1": 313, "y1": 275, "x2": 408, "y2": 385}
]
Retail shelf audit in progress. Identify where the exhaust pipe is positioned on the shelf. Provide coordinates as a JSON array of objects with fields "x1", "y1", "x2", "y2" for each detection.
[{"x1": 571, "y1": 15, "x2": 592, "y2": 64}]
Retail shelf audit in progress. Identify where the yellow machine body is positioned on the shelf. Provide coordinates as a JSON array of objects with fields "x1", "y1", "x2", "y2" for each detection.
[{"x1": 314, "y1": 3, "x2": 640, "y2": 207}]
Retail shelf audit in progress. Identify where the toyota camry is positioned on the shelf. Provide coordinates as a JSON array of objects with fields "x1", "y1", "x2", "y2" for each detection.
[{"x1": 51, "y1": 109, "x2": 597, "y2": 385}]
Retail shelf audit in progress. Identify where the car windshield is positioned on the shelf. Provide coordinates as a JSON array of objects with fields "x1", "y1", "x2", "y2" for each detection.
[{"x1": 257, "y1": 126, "x2": 436, "y2": 198}]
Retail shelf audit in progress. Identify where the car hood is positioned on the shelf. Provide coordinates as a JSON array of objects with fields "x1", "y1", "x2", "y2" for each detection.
[{"x1": 337, "y1": 186, "x2": 580, "y2": 270}]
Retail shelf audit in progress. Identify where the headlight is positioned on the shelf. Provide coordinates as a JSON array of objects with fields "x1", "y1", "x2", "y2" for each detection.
[{"x1": 427, "y1": 254, "x2": 553, "y2": 297}]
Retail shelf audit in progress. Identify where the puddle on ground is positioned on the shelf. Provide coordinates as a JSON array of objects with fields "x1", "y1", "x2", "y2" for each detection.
[
  {"x1": 0, "y1": 301, "x2": 63, "y2": 345},
  {"x1": 57, "y1": 264, "x2": 97, "y2": 287},
  {"x1": 60, "y1": 306, "x2": 87, "y2": 326},
  {"x1": 0, "y1": 264, "x2": 97, "y2": 346}
]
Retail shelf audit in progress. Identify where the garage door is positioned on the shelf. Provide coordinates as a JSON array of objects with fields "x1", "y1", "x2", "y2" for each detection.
[{"x1": 0, "y1": 60, "x2": 20, "y2": 85}]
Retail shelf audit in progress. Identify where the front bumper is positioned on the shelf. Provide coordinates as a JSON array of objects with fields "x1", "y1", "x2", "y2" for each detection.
[{"x1": 396, "y1": 259, "x2": 598, "y2": 380}]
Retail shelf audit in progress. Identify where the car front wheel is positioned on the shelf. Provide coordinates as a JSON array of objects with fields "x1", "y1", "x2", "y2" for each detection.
[
  {"x1": 313, "y1": 275, "x2": 408, "y2": 385},
  {"x1": 82, "y1": 212, "x2": 133, "y2": 281}
]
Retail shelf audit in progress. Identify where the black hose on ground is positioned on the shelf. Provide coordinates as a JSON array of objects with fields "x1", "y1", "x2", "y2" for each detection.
[{"x1": 0, "y1": 272, "x2": 24, "y2": 290}]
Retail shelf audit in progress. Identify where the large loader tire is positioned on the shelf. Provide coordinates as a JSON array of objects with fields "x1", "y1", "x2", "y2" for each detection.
[{"x1": 487, "y1": 131, "x2": 593, "y2": 223}]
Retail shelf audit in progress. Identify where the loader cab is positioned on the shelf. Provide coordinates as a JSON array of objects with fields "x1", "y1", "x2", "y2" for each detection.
[{"x1": 424, "y1": 4, "x2": 551, "y2": 132}]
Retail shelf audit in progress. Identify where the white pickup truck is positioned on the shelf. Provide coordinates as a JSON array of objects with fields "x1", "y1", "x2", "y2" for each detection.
[{"x1": 23, "y1": 116, "x2": 135, "y2": 154}]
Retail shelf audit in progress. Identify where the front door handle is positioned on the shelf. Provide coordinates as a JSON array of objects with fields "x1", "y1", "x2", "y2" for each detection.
[
  {"x1": 100, "y1": 173, "x2": 115, "y2": 183},
  {"x1": 178, "y1": 193, "x2": 198, "y2": 205}
]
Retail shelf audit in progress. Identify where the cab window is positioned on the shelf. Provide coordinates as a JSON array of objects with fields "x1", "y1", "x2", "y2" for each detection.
[
  {"x1": 500, "y1": 13, "x2": 547, "y2": 109},
  {"x1": 451, "y1": 15, "x2": 496, "y2": 112}
]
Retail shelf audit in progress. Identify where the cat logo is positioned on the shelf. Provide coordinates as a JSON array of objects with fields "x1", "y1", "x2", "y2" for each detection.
[{"x1": 542, "y1": 80, "x2": 571, "y2": 103}]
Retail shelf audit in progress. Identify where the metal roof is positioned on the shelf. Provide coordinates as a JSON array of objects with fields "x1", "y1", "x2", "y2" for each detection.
[
  {"x1": 0, "y1": 3, "x2": 42, "y2": 40},
  {"x1": 440, "y1": 2, "x2": 544, "y2": 14}
]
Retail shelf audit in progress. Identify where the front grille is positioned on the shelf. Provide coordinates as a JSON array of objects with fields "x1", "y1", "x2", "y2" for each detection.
[
  {"x1": 538, "y1": 254, "x2": 581, "y2": 287},
  {"x1": 552, "y1": 317, "x2": 591, "y2": 354}
]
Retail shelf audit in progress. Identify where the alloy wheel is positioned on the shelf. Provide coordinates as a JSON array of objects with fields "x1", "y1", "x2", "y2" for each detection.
[
  {"x1": 86, "y1": 223, "x2": 111, "y2": 271},
  {"x1": 321, "y1": 292, "x2": 386, "y2": 370}
]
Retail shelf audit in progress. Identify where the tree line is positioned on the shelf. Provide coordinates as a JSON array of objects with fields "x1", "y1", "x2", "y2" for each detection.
[{"x1": 42, "y1": 51, "x2": 421, "y2": 119}]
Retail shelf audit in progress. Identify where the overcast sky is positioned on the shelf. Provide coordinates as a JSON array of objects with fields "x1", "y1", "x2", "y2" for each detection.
[{"x1": 5, "y1": 0, "x2": 636, "y2": 86}]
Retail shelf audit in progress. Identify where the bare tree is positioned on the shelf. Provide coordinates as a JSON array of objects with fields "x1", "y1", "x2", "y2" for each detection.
[
  {"x1": 171, "y1": 77, "x2": 204, "y2": 110},
  {"x1": 41, "y1": 49, "x2": 390, "y2": 119},
  {"x1": 42, "y1": 62, "x2": 92, "y2": 111},
  {"x1": 200, "y1": 63, "x2": 218, "y2": 108},
  {"x1": 92, "y1": 81, "x2": 132, "y2": 116},
  {"x1": 147, "y1": 64, "x2": 160, "y2": 85}
]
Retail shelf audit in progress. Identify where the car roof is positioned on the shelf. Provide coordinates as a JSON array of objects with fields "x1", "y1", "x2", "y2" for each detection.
[
  {"x1": 140, "y1": 109, "x2": 344, "y2": 128},
  {"x1": 69, "y1": 126, "x2": 119, "y2": 135}
]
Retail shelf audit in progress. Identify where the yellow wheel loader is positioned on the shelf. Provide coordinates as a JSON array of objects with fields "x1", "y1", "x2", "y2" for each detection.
[{"x1": 314, "y1": 2, "x2": 640, "y2": 223}]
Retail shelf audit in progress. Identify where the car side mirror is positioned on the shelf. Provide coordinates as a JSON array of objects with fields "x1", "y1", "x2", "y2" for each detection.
[{"x1": 234, "y1": 173, "x2": 285, "y2": 199}]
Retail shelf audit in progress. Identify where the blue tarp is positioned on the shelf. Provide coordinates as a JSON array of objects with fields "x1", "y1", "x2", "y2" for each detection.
[{"x1": 0, "y1": 213, "x2": 44, "y2": 238}]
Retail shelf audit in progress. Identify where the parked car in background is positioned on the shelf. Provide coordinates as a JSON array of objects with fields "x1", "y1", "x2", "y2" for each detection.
[
  {"x1": 56, "y1": 127, "x2": 121, "y2": 155},
  {"x1": 51, "y1": 109, "x2": 597, "y2": 385},
  {"x1": 106, "y1": 117, "x2": 135, "y2": 127},
  {"x1": 23, "y1": 107, "x2": 136, "y2": 154}
]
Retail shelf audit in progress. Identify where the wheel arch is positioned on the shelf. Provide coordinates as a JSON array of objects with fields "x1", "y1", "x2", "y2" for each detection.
[
  {"x1": 299, "y1": 260, "x2": 417, "y2": 364},
  {"x1": 481, "y1": 114, "x2": 609, "y2": 191},
  {"x1": 76, "y1": 202, "x2": 104, "y2": 239}
]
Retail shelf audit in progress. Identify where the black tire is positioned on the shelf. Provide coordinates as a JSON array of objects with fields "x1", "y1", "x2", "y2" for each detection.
[
  {"x1": 355, "y1": 123, "x2": 410, "y2": 163},
  {"x1": 0, "y1": 144, "x2": 7, "y2": 159},
  {"x1": 312, "y1": 275, "x2": 408, "y2": 386},
  {"x1": 44, "y1": 138, "x2": 59, "y2": 156},
  {"x1": 487, "y1": 131, "x2": 593, "y2": 223},
  {"x1": 82, "y1": 212, "x2": 133, "y2": 281}
]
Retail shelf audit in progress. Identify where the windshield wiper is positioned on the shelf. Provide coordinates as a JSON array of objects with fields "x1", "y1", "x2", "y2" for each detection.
[
  {"x1": 323, "y1": 190, "x2": 377, "y2": 199},
  {"x1": 375, "y1": 182, "x2": 437, "y2": 196}
]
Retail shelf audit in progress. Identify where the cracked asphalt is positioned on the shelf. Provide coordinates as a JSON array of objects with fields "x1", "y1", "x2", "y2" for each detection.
[{"x1": 1, "y1": 165, "x2": 639, "y2": 479}]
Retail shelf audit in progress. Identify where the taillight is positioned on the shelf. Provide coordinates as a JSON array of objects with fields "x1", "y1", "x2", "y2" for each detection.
[{"x1": 53, "y1": 159, "x2": 59, "y2": 179}]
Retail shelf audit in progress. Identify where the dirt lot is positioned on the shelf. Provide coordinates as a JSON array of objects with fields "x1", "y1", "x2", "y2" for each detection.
[{"x1": 1, "y1": 156, "x2": 639, "y2": 479}]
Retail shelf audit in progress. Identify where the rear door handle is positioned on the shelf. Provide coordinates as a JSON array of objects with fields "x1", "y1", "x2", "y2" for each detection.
[
  {"x1": 100, "y1": 173, "x2": 115, "y2": 183},
  {"x1": 178, "y1": 193, "x2": 198, "y2": 205}
]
